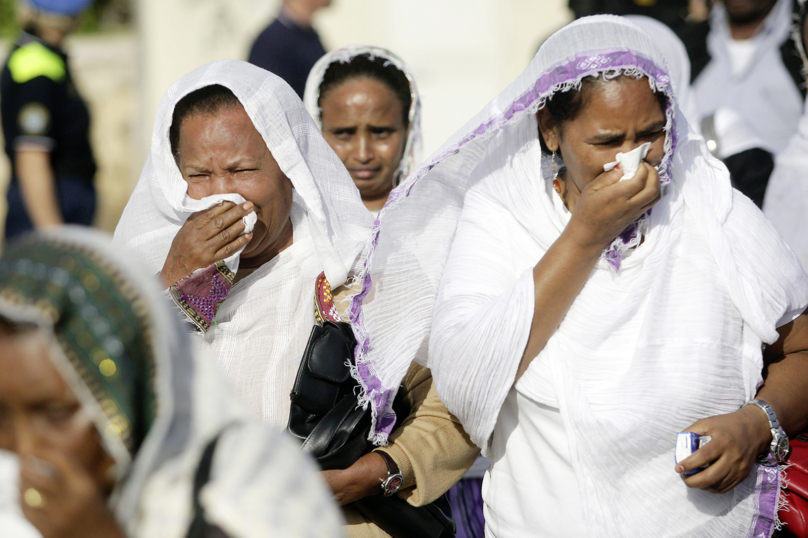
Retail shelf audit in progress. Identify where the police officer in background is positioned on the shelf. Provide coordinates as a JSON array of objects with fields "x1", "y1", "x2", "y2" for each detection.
[{"x1": 1, "y1": 0, "x2": 97, "y2": 240}]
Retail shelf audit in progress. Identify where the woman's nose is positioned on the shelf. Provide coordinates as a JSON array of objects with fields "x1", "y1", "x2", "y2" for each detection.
[
  {"x1": 4, "y1": 416, "x2": 36, "y2": 457},
  {"x1": 354, "y1": 135, "x2": 373, "y2": 164},
  {"x1": 209, "y1": 173, "x2": 237, "y2": 195}
]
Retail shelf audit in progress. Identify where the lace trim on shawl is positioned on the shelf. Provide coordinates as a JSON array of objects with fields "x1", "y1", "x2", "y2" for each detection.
[{"x1": 347, "y1": 49, "x2": 678, "y2": 446}]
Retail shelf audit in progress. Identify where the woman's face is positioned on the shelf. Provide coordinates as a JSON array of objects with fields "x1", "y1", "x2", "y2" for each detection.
[
  {"x1": 539, "y1": 76, "x2": 666, "y2": 198},
  {"x1": 320, "y1": 76, "x2": 407, "y2": 210},
  {"x1": 178, "y1": 105, "x2": 294, "y2": 263},
  {"x1": 0, "y1": 331, "x2": 114, "y2": 492}
]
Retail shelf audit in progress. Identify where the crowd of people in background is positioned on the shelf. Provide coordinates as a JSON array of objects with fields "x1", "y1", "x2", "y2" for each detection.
[{"x1": 1, "y1": 1, "x2": 808, "y2": 537}]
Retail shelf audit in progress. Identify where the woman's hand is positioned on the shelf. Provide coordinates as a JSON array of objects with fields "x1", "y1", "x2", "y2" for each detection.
[
  {"x1": 566, "y1": 162, "x2": 661, "y2": 251},
  {"x1": 676, "y1": 405, "x2": 772, "y2": 494},
  {"x1": 320, "y1": 452, "x2": 388, "y2": 505},
  {"x1": 160, "y1": 201, "x2": 254, "y2": 287},
  {"x1": 19, "y1": 449, "x2": 124, "y2": 538}
]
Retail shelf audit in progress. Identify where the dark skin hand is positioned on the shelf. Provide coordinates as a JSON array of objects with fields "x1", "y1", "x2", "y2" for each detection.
[
  {"x1": 677, "y1": 312, "x2": 808, "y2": 493},
  {"x1": 160, "y1": 200, "x2": 254, "y2": 287},
  {"x1": 161, "y1": 104, "x2": 296, "y2": 287},
  {"x1": 0, "y1": 332, "x2": 121, "y2": 538},
  {"x1": 320, "y1": 451, "x2": 389, "y2": 505},
  {"x1": 20, "y1": 447, "x2": 124, "y2": 538}
]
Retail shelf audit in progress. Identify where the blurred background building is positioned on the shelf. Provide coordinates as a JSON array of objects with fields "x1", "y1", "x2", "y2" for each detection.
[{"x1": 0, "y1": 0, "x2": 573, "y2": 240}]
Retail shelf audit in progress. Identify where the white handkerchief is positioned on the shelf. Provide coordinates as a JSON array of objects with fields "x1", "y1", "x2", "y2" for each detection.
[
  {"x1": 603, "y1": 142, "x2": 651, "y2": 181},
  {"x1": 179, "y1": 193, "x2": 258, "y2": 271},
  {"x1": 180, "y1": 193, "x2": 258, "y2": 233}
]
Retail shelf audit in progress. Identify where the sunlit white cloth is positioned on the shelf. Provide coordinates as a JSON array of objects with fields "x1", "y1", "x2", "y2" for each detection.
[
  {"x1": 303, "y1": 45, "x2": 423, "y2": 186},
  {"x1": 351, "y1": 15, "x2": 808, "y2": 537},
  {"x1": 764, "y1": 93, "x2": 808, "y2": 271},
  {"x1": 113, "y1": 61, "x2": 373, "y2": 427}
]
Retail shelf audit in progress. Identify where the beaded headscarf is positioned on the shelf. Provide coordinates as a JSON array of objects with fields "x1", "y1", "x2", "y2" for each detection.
[{"x1": 0, "y1": 231, "x2": 158, "y2": 471}]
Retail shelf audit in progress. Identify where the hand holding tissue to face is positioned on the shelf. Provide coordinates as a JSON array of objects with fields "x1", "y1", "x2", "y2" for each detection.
[
  {"x1": 159, "y1": 193, "x2": 257, "y2": 288},
  {"x1": 603, "y1": 142, "x2": 651, "y2": 181}
]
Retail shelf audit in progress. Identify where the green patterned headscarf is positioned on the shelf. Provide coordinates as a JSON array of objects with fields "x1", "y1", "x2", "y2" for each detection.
[{"x1": 0, "y1": 231, "x2": 158, "y2": 463}]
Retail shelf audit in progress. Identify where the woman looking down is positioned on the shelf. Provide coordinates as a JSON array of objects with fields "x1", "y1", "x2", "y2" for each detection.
[{"x1": 347, "y1": 16, "x2": 808, "y2": 537}]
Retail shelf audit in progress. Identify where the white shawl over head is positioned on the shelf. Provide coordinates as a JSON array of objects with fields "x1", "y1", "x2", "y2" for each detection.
[
  {"x1": 0, "y1": 228, "x2": 344, "y2": 538},
  {"x1": 114, "y1": 60, "x2": 372, "y2": 287},
  {"x1": 303, "y1": 45, "x2": 423, "y2": 186},
  {"x1": 351, "y1": 15, "x2": 808, "y2": 536}
]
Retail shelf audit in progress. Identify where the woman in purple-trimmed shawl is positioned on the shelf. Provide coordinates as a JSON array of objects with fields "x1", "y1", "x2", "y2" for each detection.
[{"x1": 346, "y1": 16, "x2": 808, "y2": 537}]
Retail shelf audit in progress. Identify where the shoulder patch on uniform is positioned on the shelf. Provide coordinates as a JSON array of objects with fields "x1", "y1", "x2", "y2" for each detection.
[
  {"x1": 8, "y1": 42, "x2": 66, "y2": 84},
  {"x1": 18, "y1": 103, "x2": 51, "y2": 135}
]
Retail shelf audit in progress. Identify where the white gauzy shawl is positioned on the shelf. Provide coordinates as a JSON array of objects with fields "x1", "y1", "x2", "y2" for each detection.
[
  {"x1": 0, "y1": 228, "x2": 344, "y2": 538},
  {"x1": 303, "y1": 45, "x2": 423, "y2": 187},
  {"x1": 113, "y1": 61, "x2": 373, "y2": 427},
  {"x1": 350, "y1": 15, "x2": 808, "y2": 537},
  {"x1": 764, "y1": 93, "x2": 808, "y2": 271}
]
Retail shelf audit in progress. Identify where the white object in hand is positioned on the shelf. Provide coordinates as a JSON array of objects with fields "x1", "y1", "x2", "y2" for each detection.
[
  {"x1": 603, "y1": 142, "x2": 651, "y2": 181},
  {"x1": 180, "y1": 193, "x2": 257, "y2": 234}
]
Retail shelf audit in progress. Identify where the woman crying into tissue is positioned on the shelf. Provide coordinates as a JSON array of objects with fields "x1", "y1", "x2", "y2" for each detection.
[
  {"x1": 113, "y1": 61, "x2": 373, "y2": 429},
  {"x1": 349, "y1": 15, "x2": 808, "y2": 537}
]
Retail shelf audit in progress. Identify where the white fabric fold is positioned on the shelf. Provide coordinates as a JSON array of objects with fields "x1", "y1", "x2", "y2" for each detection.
[{"x1": 764, "y1": 94, "x2": 808, "y2": 271}]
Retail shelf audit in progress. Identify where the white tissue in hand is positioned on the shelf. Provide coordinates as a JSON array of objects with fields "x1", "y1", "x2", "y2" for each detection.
[
  {"x1": 603, "y1": 142, "x2": 651, "y2": 181},
  {"x1": 180, "y1": 193, "x2": 257, "y2": 234}
]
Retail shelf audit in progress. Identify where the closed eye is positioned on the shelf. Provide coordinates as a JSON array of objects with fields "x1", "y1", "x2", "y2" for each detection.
[
  {"x1": 591, "y1": 136, "x2": 624, "y2": 146},
  {"x1": 638, "y1": 128, "x2": 665, "y2": 140}
]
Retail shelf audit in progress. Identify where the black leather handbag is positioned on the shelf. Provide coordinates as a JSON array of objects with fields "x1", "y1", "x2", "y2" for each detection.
[{"x1": 288, "y1": 318, "x2": 456, "y2": 538}]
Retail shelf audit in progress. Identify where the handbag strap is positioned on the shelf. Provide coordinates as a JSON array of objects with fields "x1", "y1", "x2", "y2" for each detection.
[{"x1": 185, "y1": 433, "x2": 223, "y2": 538}]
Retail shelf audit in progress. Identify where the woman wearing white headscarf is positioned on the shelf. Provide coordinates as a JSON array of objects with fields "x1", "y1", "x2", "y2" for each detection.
[
  {"x1": 304, "y1": 46, "x2": 483, "y2": 538},
  {"x1": 114, "y1": 61, "x2": 475, "y2": 537},
  {"x1": 114, "y1": 60, "x2": 372, "y2": 430},
  {"x1": 0, "y1": 228, "x2": 342, "y2": 538},
  {"x1": 304, "y1": 46, "x2": 422, "y2": 215},
  {"x1": 347, "y1": 16, "x2": 808, "y2": 537}
]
